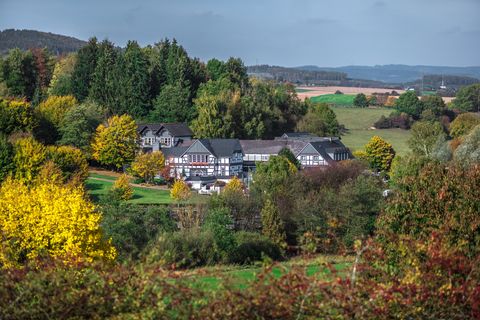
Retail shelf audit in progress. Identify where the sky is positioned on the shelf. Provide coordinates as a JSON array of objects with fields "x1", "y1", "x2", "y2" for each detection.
[{"x1": 1, "y1": 0, "x2": 479, "y2": 67}]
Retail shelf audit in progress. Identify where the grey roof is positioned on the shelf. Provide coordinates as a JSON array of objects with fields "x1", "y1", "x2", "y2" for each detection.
[
  {"x1": 161, "y1": 123, "x2": 193, "y2": 137},
  {"x1": 162, "y1": 146, "x2": 189, "y2": 158},
  {"x1": 304, "y1": 139, "x2": 350, "y2": 164},
  {"x1": 280, "y1": 132, "x2": 319, "y2": 139},
  {"x1": 137, "y1": 123, "x2": 193, "y2": 137},
  {"x1": 198, "y1": 139, "x2": 243, "y2": 157},
  {"x1": 240, "y1": 139, "x2": 308, "y2": 156}
]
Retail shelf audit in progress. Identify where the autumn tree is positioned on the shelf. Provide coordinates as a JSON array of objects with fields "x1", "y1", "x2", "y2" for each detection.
[
  {"x1": 449, "y1": 112, "x2": 480, "y2": 138},
  {"x1": 12, "y1": 136, "x2": 47, "y2": 183},
  {"x1": 223, "y1": 176, "x2": 244, "y2": 194},
  {"x1": 261, "y1": 198, "x2": 286, "y2": 249},
  {"x1": 363, "y1": 136, "x2": 395, "y2": 172},
  {"x1": 91, "y1": 115, "x2": 138, "y2": 170},
  {"x1": 278, "y1": 147, "x2": 301, "y2": 169},
  {"x1": 130, "y1": 151, "x2": 165, "y2": 183},
  {"x1": 111, "y1": 174, "x2": 133, "y2": 201},
  {"x1": 421, "y1": 95, "x2": 445, "y2": 116},
  {"x1": 0, "y1": 98, "x2": 34, "y2": 135},
  {"x1": 170, "y1": 179, "x2": 191, "y2": 202},
  {"x1": 46, "y1": 145, "x2": 89, "y2": 183},
  {"x1": 296, "y1": 102, "x2": 340, "y2": 136},
  {"x1": 0, "y1": 178, "x2": 116, "y2": 268},
  {"x1": 454, "y1": 125, "x2": 480, "y2": 166},
  {"x1": 48, "y1": 53, "x2": 76, "y2": 96},
  {"x1": 38, "y1": 95, "x2": 78, "y2": 127},
  {"x1": 353, "y1": 93, "x2": 368, "y2": 108},
  {"x1": 408, "y1": 121, "x2": 445, "y2": 157}
]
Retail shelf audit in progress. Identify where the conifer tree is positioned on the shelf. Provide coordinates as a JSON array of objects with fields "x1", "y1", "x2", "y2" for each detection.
[{"x1": 71, "y1": 37, "x2": 98, "y2": 101}]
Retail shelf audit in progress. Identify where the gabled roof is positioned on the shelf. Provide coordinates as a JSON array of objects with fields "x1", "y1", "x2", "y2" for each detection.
[
  {"x1": 297, "y1": 138, "x2": 350, "y2": 164},
  {"x1": 180, "y1": 139, "x2": 243, "y2": 158},
  {"x1": 279, "y1": 132, "x2": 319, "y2": 139},
  {"x1": 162, "y1": 146, "x2": 190, "y2": 158},
  {"x1": 161, "y1": 123, "x2": 193, "y2": 137},
  {"x1": 199, "y1": 139, "x2": 243, "y2": 157},
  {"x1": 137, "y1": 123, "x2": 193, "y2": 137}
]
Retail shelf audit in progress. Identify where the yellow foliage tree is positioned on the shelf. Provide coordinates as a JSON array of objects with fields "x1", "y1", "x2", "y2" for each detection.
[
  {"x1": 364, "y1": 135, "x2": 396, "y2": 172},
  {"x1": 112, "y1": 174, "x2": 133, "y2": 201},
  {"x1": 12, "y1": 136, "x2": 46, "y2": 183},
  {"x1": 47, "y1": 145, "x2": 89, "y2": 183},
  {"x1": 38, "y1": 95, "x2": 78, "y2": 127},
  {"x1": 170, "y1": 179, "x2": 191, "y2": 202},
  {"x1": 0, "y1": 178, "x2": 116, "y2": 268},
  {"x1": 91, "y1": 115, "x2": 138, "y2": 170},
  {"x1": 224, "y1": 176, "x2": 244, "y2": 193},
  {"x1": 130, "y1": 151, "x2": 165, "y2": 184}
]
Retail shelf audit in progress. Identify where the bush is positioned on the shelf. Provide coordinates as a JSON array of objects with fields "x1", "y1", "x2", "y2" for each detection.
[
  {"x1": 147, "y1": 229, "x2": 219, "y2": 268},
  {"x1": 111, "y1": 174, "x2": 133, "y2": 201},
  {"x1": 230, "y1": 232, "x2": 282, "y2": 264}
]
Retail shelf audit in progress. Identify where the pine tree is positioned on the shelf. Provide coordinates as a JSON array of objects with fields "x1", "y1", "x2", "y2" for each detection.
[
  {"x1": 71, "y1": 37, "x2": 98, "y2": 101},
  {"x1": 90, "y1": 40, "x2": 118, "y2": 113},
  {"x1": 116, "y1": 41, "x2": 151, "y2": 118}
]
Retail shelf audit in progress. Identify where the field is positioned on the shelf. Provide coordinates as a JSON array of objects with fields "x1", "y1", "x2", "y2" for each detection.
[
  {"x1": 85, "y1": 172, "x2": 208, "y2": 205},
  {"x1": 179, "y1": 255, "x2": 352, "y2": 291},
  {"x1": 331, "y1": 106, "x2": 411, "y2": 155},
  {"x1": 296, "y1": 85, "x2": 405, "y2": 100},
  {"x1": 310, "y1": 94, "x2": 355, "y2": 106}
]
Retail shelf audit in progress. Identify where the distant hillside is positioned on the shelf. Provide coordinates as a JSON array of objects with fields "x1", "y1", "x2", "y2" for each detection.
[
  {"x1": 247, "y1": 65, "x2": 399, "y2": 88},
  {"x1": 0, "y1": 29, "x2": 87, "y2": 55},
  {"x1": 297, "y1": 64, "x2": 480, "y2": 83}
]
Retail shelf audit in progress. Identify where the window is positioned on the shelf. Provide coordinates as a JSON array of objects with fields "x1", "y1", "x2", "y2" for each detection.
[
  {"x1": 160, "y1": 137, "x2": 171, "y2": 146},
  {"x1": 143, "y1": 137, "x2": 155, "y2": 145},
  {"x1": 261, "y1": 155, "x2": 268, "y2": 161},
  {"x1": 189, "y1": 154, "x2": 208, "y2": 163}
]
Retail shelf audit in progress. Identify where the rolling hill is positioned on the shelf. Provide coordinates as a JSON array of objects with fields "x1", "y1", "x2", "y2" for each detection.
[{"x1": 0, "y1": 29, "x2": 87, "y2": 55}]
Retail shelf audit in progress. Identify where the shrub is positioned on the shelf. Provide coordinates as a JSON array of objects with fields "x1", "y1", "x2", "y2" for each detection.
[
  {"x1": 147, "y1": 229, "x2": 220, "y2": 268},
  {"x1": 46, "y1": 145, "x2": 89, "y2": 182},
  {"x1": 202, "y1": 208, "x2": 237, "y2": 260},
  {"x1": 449, "y1": 112, "x2": 480, "y2": 138},
  {"x1": 230, "y1": 231, "x2": 282, "y2": 264},
  {"x1": 353, "y1": 93, "x2": 368, "y2": 108},
  {"x1": 100, "y1": 203, "x2": 176, "y2": 260}
]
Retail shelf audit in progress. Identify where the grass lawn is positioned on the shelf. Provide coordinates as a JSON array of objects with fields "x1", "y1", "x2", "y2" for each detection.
[
  {"x1": 85, "y1": 173, "x2": 208, "y2": 205},
  {"x1": 295, "y1": 88, "x2": 314, "y2": 93},
  {"x1": 331, "y1": 106, "x2": 411, "y2": 155},
  {"x1": 310, "y1": 94, "x2": 355, "y2": 106},
  {"x1": 184, "y1": 255, "x2": 353, "y2": 291}
]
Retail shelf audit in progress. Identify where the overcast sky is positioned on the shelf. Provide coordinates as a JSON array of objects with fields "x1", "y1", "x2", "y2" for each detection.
[{"x1": 1, "y1": 0, "x2": 479, "y2": 67}]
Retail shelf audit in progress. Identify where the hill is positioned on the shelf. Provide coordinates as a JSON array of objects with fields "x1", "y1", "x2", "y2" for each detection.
[
  {"x1": 0, "y1": 29, "x2": 87, "y2": 55},
  {"x1": 247, "y1": 65, "x2": 394, "y2": 88},
  {"x1": 297, "y1": 64, "x2": 480, "y2": 83}
]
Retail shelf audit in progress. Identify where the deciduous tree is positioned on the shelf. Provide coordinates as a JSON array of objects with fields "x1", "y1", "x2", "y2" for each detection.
[
  {"x1": 91, "y1": 115, "x2": 138, "y2": 169},
  {"x1": 395, "y1": 91, "x2": 424, "y2": 119},
  {"x1": 363, "y1": 135, "x2": 395, "y2": 172},
  {"x1": 170, "y1": 179, "x2": 191, "y2": 202},
  {"x1": 261, "y1": 198, "x2": 286, "y2": 249},
  {"x1": 130, "y1": 151, "x2": 165, "y2": 184},
  {"x1": 408, "y1": 121, "x2": 445, "y2": 157}
]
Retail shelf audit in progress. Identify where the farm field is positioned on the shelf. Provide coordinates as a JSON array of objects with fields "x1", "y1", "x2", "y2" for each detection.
[
  {"x1": 310, "y1": 94, "x2": 355, "y2": 106},
  {"x1": 296, "y1": 85, "x2": 405, "y2": 100},
  {"x1": 179, "y1": 255, "x2": 353, "y2": 291},
  {"x1": 331, "y1": 106, "x2": 411, "y2": 155}
]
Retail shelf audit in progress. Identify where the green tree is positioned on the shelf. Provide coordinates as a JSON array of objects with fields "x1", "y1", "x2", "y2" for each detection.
[
  {"x1": 89, "y1": 40, "x2": 118, "y2": 112},
  {"x1": 149, "y1": 83, "x2": 192, "y2": 122},
  {"x1": 408, "y1": 121, "x2": 445, "y2": 157},
  {"x1": 206, "y1": 58, "x2": 226, "y2": 81},
  {"x1": 261, "y1": 198, "x2": 286, "y2": 249},
  {"x1": 278, "y1": 147, "x2": 301, "y2": 169},
  {"x1": 364, "y1": 136, "x2": 395, "y2": 172},
  {"x1": 91, "y1": 114, "x2": 138, "y2": 169},
  {"x1": 0, "y1": 49, "x2": 37, "y2": 100},
  {"x1": 58, "y1": 101, "x2": 105, "y2": 154},
  {"x1": 296, "y1": 102, "x2": 340, "y2": 136},
  {"x1": 453, "y1": 83, "x2": 480, "y2": 112},
  {"x1": 353, "y1": 93, "x2": 368, "y2": 108},
  {"x1": 71, "y1": 38, "x2": 98, "y2": 101},
  {"x1": 202, "y1": 208, "x2": 236, "y2": 259},
  {"x1": 252, "y1": 155, "x2": 297, "y2": 196},
  {"x1": 395, "y1": 91, "x2": 424, "y2": 119},
  {"x1": 116, "y1": 41, "x2": 151, "y2": 118},
  {"x1": 421, "y1": 95, "x2": 445, "y2": 116}
]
